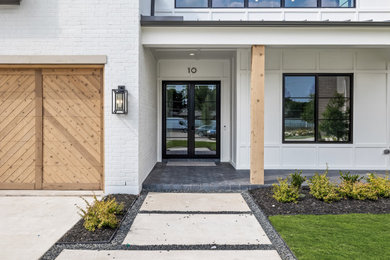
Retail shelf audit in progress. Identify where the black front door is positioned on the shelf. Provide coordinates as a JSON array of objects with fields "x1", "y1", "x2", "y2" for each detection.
[{"x1": 162, "y1": 81, "x2": 220, "y2": 159}]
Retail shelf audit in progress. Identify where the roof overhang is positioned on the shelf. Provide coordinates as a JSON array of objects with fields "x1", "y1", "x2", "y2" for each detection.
[
  {"x1": 141, "y1": 20, "x2": 390, "y2": 47},
  {"x1": 141, "y1": 19, "x2": 390, "y2": 28},
  {"x1": 0, "y1": 0, "x2": 20, "y2": 5}
]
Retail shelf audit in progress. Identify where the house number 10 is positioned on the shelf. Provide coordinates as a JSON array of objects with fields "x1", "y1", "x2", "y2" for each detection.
[{"x1": 188, "y1": 67, "x2": 197, "y2": 74}]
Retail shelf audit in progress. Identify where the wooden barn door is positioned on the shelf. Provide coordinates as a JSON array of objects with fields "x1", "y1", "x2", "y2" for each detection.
[
  {"x1": 0, "y1": 69, "x2": 40, "y2": 189},
  {"x1": 0, "y1": 67, "x2": 103, "y2": 190},
  {"x1": 42, "y1": 68, "x2": 103, "y2": 190}
]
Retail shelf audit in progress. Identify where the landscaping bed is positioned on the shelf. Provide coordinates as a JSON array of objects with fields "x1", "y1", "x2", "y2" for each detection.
[
  {"x1": 57, "y1": 194, "x2": 137, "y2": 244},
  {"x1": 249, "y1": 186, "x2": 390, "y2": 216}
]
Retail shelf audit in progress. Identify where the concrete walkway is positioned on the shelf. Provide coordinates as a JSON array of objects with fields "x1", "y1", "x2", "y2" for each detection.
[
  {"x1": 56, "y1": 193, "x2": 285, "y2": 260},
  {"x1": 0, "y1": 196, "x2": 92, "y2": 260}
]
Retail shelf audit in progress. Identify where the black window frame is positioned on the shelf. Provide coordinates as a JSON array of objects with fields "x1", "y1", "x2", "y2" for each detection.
[
  {"x1": 282, "y1": 73, "x2": 353, "y2": 144},
  {"x1": 174, "y1": 0, "x2": 356, "y2": 8}
]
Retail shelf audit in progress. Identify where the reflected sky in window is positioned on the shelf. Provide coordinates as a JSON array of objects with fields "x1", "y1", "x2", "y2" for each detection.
[
  {"x1": 212, "y1": 0, "x2": 245, "y2": 7},
  {"x1": 248, "y1": 0, "x2": 281, "y2": 7},
  {"x1": 321, "y1": 0, "x2": 354, "y2": 7},
  {"x1": 176, "y1": 0, "x2": 208, "y2": 7},
  {"x1": 285, "y1": 76, "x2": 315, "y2": 98},
  {"x1": 284, "y1": 0, "x2": 317, "y2": 7}
]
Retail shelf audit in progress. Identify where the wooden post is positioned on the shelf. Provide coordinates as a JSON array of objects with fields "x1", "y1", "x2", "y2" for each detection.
[
  {"x1": 35, "y1": 69, "x2": 43, "y2": 189},
  {"x1": 250, "y1": 45, "x2": 265, "y2": 185}
]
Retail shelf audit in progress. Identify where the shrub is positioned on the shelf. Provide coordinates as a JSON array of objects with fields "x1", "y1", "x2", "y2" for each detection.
[
  {"x1": 273, "y1": 178, "x2": 300, "y2": 203},
  {"x1": 339, "y1": 171, "x2": 363, "y2": 183},
  {"x1": 339, "y1": 181, "x2": 378, "y2": 200},
  {"x1": 78, "y1": 195, "x2": 124, "y2": 232},
  {"x1": 308, "y1": 171, "x2": 341, "y2": 203},
  {"x1": 367, "y1": 173, "x2": 390, "y2": 198},
  {"x1": 290, "y1": 170, "x2": 306, "y2": 190},
  {"x1": 349, "y1": 182, "x2": 378, "y2": 201}
]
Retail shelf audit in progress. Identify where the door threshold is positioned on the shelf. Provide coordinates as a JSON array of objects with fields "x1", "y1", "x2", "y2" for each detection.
[{"x1": 164, "y1": 159, "x2": 220, "y2": 167}]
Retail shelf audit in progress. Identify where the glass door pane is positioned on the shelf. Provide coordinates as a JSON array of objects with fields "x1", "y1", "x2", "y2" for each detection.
[
  {"x1": 194, "y1": 84, "x2": 217, "y2": 156},
  {"x1": 165, "y1": 84, "x2": 188, "y2": 155}
]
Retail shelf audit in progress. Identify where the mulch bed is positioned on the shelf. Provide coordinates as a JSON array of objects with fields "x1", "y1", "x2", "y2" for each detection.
[
  {"x1": 249, "y1": 186, "x2": 390, "y2": 216},
  {"x1": 57, "y1": 194, "x2": 137, "y2": 244}
]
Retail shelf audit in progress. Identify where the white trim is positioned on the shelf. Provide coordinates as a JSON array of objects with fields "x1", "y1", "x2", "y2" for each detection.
[
  {"x1": 0, "y1": 55, "x2": 107, "y2": 64},
  {"x1": 142, "y1": 27, "x2": 390, "y2": 47}
]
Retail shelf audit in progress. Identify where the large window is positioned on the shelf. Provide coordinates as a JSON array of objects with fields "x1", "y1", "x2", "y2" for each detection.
[
  {"x1": 283, "y1": 74, "x2": 353, "y2": 143},
  {"x1": 175, "y1": 0, "x2": 355, "y2": 8}
]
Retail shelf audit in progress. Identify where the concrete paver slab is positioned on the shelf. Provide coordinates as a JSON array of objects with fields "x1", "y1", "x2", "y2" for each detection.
[
  {"x1": 123, "y1": 213, "x2": 271, "y2": 245},
  {"x1": 56, "y1": 249, "x2": 282, "y2": 260},
  {"x1": 0, "y1": 196, "x2": 92, "y2": 260},
  {"x1": 140, "y1": 193, "x2": 251, "y2": 212}
]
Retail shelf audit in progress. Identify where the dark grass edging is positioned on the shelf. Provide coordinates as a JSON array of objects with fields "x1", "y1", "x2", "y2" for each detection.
[
  {"x1": 249, "y1": 186, "x2": 390, "y2": 216},
  {"x1": 242, "y1": 191, "x2": 297, "y2": 260},
  {"x1": 57, "y1": 194, "x2": 138, "y2": 245},
  {"x1": 39, "y1": 192, "x2": 148, "y2": 260}
]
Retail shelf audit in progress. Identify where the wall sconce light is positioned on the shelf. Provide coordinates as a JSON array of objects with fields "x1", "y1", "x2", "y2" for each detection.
[{"x1": 112, "y1": 85, "x2": 128, "y2": 114}]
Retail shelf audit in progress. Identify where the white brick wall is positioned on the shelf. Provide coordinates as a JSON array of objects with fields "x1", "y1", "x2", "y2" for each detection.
[
  {"x1": 0, "y1": 0, "x2": 141, "y2": 194},
  {"x1": 138, "y1": 47, "x2": 157, "y2": 187}
]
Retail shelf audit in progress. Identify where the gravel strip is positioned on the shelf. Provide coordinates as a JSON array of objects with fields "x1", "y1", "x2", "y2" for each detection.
[
  {"x1": 138, "y1": 210, "x2": 253, "y2": 214},
  {"x1": 242, "y1": 191, "x2": 297, "y2": 260}
]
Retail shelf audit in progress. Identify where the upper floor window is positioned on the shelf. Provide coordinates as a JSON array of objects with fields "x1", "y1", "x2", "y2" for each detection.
[
  {"x1": 284, "y1": 0, "x2": 317, "y2": 8},
  {"x1": 321, "y1": 0, "x2": 354, "y2": 7},
  {"x1": 176, "y1": 0, "x2": 208, "y2": 8},
  {"x1": 248, "y1": 0, "x2": 281, "y2": 8},
  {"x1": 213, "y1": 0, "x2": 244, "y2": 8},
  {"x1": 175, "y1": 0, "x2": 355, "y2": 8}
]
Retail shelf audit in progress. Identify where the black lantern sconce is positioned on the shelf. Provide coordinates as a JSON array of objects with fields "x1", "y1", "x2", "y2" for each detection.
[{"x1": 112, "y1": 86, "x2": 128, "y2": 114}]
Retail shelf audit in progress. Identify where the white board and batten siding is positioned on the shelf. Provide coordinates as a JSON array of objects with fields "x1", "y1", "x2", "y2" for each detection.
[
  {"x1": 151, "y1": 0, "x2": 390, "y2": 22},
  {"x1": 236, "y1": 48, "x2": 390, "y2": 171},
  {"x1": 157, "y1": 59, "x2": 232, "y2": 163}
]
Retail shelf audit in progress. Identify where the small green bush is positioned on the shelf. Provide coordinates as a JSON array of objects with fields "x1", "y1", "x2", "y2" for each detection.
[
  {"x1": 350, "y1": 182, "x2": 378, "y2": 201},
  {"x1": 273, "y1": 178, "x2": 300, "y2": 203},
  {"x1": 290, "y1": 170, "x2": 306, "y2": 189},
  {"x1": 308, "y1": 171, "x2": 341, "y2": 203},
  {"x1": 338, "y1": 180, "x2": 354, "y2": 198},
  {"x1": 78, "y1": 195, "x2": 124, "y2": 232},
  {"x1": 339, "y1": 181, "x2": 378, "y2": 200},
  {"x1": 367, "y1": 173, "x2": 390, "y2": 198},
  {"x1": 339, "y1": 171, "x2": 363, "y2": 183}
]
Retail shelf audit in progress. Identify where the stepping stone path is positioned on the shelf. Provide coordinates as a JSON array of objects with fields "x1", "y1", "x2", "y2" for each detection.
[{"x1": 55, "y1": 193, "x2": 286, "y2": 260}]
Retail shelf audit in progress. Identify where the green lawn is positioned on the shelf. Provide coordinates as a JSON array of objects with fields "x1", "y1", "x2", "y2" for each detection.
[
  {"x1": 269, "y1": 214, "x2": 390, "y2": 260},
  {"x1": 167, "y1": 140, "x2": 216, "y2": 151}
]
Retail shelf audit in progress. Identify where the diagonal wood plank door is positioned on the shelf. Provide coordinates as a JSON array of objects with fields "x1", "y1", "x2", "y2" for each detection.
[
  {"x1": 0, "y1": 69, "x2": 39, "y2": 189},
  {"x1": 42, "y1": 68, "x2": 103, "y2": 190}
]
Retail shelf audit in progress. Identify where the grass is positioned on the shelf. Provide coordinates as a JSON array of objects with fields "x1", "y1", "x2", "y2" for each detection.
[
  {"x1": 167, "y1": 140, "x2": 216, "y2": 151},
  {"x1": 269, "y1": 214, "x2": 390, "y2": 260}
]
